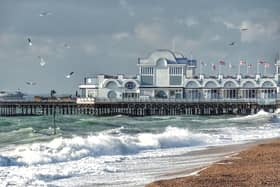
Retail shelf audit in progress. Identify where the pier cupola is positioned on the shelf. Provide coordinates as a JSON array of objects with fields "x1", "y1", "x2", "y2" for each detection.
[{"x1": 137, "y1": 49, "x2": 197, "y2": 87}]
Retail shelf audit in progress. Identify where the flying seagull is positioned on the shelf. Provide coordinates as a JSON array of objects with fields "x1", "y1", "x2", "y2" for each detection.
[
  {"x1": 229, "y1": 42, "x2": 235, "y2": 46},
  {"x1": 27, "y1": 38, "x2": 32, "y2": 46},
  {"x1": 66, "y1": 72, "x2": 74, "y2": 78},
  {"x1": 38, "y1": 56, "x2": 46, "y2": 66},
  {"x1": 39, "y1": 11, "x2": 52, "y2": 17},
  {"x1": 63, "y1": 43, "x2": 71, "y2": 49},
  {"x1": 26, "y1": 81, "x2": 36, "y2": 86}
]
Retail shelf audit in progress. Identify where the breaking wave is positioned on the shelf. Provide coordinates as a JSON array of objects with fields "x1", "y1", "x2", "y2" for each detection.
[
  {"x1": 229, "y1": 109, "x2": 272, "y2": 122},
  {"x1": 1, "y1": 127, "x2": 219, "y2": 166},
  {"x1": 1, "y1": 110, "x2": 280, "y2": 168}
]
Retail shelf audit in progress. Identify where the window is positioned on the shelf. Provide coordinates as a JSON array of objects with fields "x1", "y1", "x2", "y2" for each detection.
[
  {"x1": 141, "y1": 67, "x2": 154, "y2": 75},
  {"x1": 169, "y1": 67, "x2": 182, "y2": 75},
  {"x1": 125, "y1": 81, "x2": 136, "y2": 89},
  {"x1": 107, "y1": 91, "x2": 117, "y2": 99},
  {"x1": 155, "y1": 90, "x2": 168, "y2": 99}
]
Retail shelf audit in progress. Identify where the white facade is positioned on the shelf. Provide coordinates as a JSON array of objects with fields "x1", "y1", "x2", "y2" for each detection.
[{"x1": 78, "y1": 49, "x2": 280, "y2": 102}]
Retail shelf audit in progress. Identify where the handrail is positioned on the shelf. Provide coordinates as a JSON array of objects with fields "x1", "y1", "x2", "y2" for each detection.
[{"x1": 90, "y1": 97, "x2": 277, "y2": 104}]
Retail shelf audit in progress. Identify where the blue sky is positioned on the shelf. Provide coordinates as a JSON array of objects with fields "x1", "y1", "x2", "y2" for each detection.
[{"x1": 0, "y1": 0, "x2": 279, "y2": 94}]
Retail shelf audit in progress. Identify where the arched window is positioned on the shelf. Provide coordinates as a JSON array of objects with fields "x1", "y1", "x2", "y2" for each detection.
[
  {"x1": 224, "y1": 81, "x2": 237, "y2": 88},
  {"x1": 125, "y1": 81, "x2": 136, "y2": 89},
  {"x1": 205, "y1": 81, "x2": 218, "y2": 88},
  {"x1": 185, "y1": 81, "x2": 200, "y2": 88},
  {"x1": 105, "y1": 81, "x2": 118, "y2": 89},
  {"x1": 107, "y1": 91, "x2": 117, "y2": 99},
  {"x1": 262, "y1": 81, "x2": 275, "y2": 88},
  {"x1": 243, "y1": 81, "x2": 255, "y2": 88}
]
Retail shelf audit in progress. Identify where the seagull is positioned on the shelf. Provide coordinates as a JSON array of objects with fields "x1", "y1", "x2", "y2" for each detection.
[
  {"x1": 63, "y1": 43, "x2": 71, "y2": 49},
  {"x1": 38, "y1": 56, "x2": 46, "y2": 66},
  {"x1": 229, "y1": 42, "x2": 235, "y2": 46},
  {"x1": 39, "y1": 11, "x2": 52, "y2": 17},
  {"x1": 26, "y1": 81, "x2": 36, "y2": 86},
  {"x1": 65, "y1": 72, "x2": 74, "y2": 78},
  {"x1": 27, "y1": 38, "x2": 32, "y2": 46}
]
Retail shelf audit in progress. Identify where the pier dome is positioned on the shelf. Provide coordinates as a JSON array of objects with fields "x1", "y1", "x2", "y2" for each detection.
[
  {"x1": 149, "y1": 49, "x2": 177, "y2": 64},
  {"x1": 138, "y1": 49, "x2": 190, "y2": 65},
  {"x1": 156, "y1": 58, "x2": 168, "y2": 68},
  {"x1": 139, "y1": 49, "x2": 188, "y2": 65}
]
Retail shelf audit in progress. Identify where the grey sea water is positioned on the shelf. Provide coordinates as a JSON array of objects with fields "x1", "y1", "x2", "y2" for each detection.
[{"x1": 0, "y1": 110, "x2": 280, "y2": 186}]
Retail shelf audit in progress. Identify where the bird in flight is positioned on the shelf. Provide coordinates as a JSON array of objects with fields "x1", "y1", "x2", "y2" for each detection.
[
  {"x1": 39, "y1": 11, "x2": 52, "y2": 17},
  {"x1": 229, "y1": 42, "x2": 235, "y2": 46},
  {"x1": 66, "y1": 72, "x2": 74, "y2": 78},
  {"x1": 64, "y1": 43, "x2": 71, "y2": 49},
  {"x1": 26, "y1": 81, "x2": 36, "y2": 86},
  {"x1": 27, "y1": 38, "x2": 32, "y2": 46},
  {"x1": 38, "y1": 56, "x2": 46, "y2": 66}
]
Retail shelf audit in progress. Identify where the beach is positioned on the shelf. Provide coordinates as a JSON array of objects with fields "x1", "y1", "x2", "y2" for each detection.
[{"x1": 146, "y1": 138, "x2": 280, "y2": 187}]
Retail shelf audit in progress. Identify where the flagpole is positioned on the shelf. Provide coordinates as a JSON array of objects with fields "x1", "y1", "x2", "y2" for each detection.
[
  {"x1": 219, "y1": 64, "x2": 221, "y2": 75},
  {"x1": 238, "y1": 64, "x2": 240, "y2": 75},
  {"x1": 257, "y1": 62, "x2": 259, "y2": 75},
  {"x1": 199, "y1": 61, "x2": 202, "y2": 75}
]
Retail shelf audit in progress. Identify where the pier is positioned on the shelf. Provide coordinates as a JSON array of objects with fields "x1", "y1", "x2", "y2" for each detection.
[{"x1": 0, "y1": 98, "x2": 278, "y2": 117}]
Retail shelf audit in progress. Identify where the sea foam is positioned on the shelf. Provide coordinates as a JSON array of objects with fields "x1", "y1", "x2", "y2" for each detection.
[{"x1": 1, "y1": 127, "x2": 219, "y2": 166}]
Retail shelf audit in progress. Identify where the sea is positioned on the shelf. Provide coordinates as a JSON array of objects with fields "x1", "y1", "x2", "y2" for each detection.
[{"x1": 0, "y1": 110, "x2": 280, "y2": 187}]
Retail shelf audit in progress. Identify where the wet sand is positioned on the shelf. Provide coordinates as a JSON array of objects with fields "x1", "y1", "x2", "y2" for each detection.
[{"x1": 146, "y1": 138, "x2": 280, "y2": 187}]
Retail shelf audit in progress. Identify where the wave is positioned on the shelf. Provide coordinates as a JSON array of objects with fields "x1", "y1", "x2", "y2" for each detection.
[
  {"x1": 0, "y1": 127, "x2": 219, "y2": 166},
  {"x1": 229, "y1": 109, "x2": 272, "y2": 122},
  {"x1": 1, "y1": 111, "x2": 280, "y2": 167},
  {"x1": 192, "y1": 110, "x2": 273, "y2": 124}
]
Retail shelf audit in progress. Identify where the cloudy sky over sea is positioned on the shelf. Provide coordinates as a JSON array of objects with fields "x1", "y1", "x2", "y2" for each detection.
[{"x1": 0, "y1": 0, "x2": 279, "y2": 94}]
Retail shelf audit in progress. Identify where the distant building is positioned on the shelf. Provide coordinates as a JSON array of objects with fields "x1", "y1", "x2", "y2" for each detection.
[{"x1": 78, "y1": 49, "x2": 280, "y2": 104}]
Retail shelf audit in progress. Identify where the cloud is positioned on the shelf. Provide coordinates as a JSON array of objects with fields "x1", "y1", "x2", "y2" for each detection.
[
  {"x1": 171, "y1": 36, "x2": 200, "y2": 53},
  {"x1": 134, "y1": 23, "x2": 163, "y2": 45},
  {"x1": 213, "y1": 17, "x2": 239, "y2": 30},
  {"x1": 175, "y1": 17, "x2": 199, "y2": 27},
  {"x1": 0, "y1": 33, "x2": 18, "y2": 45},
  {"x1": 119, "y1": 0, "x2": 135, "y2": 17},
  {"x1": 240, "y1": 20, "x2": 280, "y2": 42},
  {"x1": 112, "y1": 32, "x2": 130, "y2": 41},
  {"x1": 223, "y1": 21, "x2": 238, "y2": 29},
  {"x1": 210, "y1": 34, "x2": 221, "y2": 41},
  {"x1": 83, "y1": 43, "x2": 97, "y2": 56},
  {"x1": 0, "y1": 32, "x2": 57, "y2": 58}
]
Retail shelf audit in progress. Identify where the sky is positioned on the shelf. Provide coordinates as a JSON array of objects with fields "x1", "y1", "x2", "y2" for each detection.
[{"x1": 0, "y1": 0, "x2": 280, "y2": 94}]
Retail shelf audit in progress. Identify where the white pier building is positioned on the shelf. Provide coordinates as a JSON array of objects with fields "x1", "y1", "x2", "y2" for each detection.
[{"x1": 78, "y1": 49, "x2": 280, "y2": 104}]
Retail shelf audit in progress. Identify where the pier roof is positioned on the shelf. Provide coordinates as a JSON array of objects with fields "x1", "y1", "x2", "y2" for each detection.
[{"x1": 139, "y1": 49, "x2": 189, "y2": 65}]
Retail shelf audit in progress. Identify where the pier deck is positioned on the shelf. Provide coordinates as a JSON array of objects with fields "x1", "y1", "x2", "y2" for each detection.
[{"x1": 0, "y1": 99, "x2": 278, "y2": 116}]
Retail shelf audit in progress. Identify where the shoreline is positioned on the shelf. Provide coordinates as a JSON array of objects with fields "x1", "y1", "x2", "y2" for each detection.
[{"x1": 146, "y1": 138, "x2": 280, "y2": 187}]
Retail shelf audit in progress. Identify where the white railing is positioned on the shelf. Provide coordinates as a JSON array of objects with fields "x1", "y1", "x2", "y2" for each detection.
[{"x1": 77, "y1": 97, "x2": 277, "y2": 105}]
